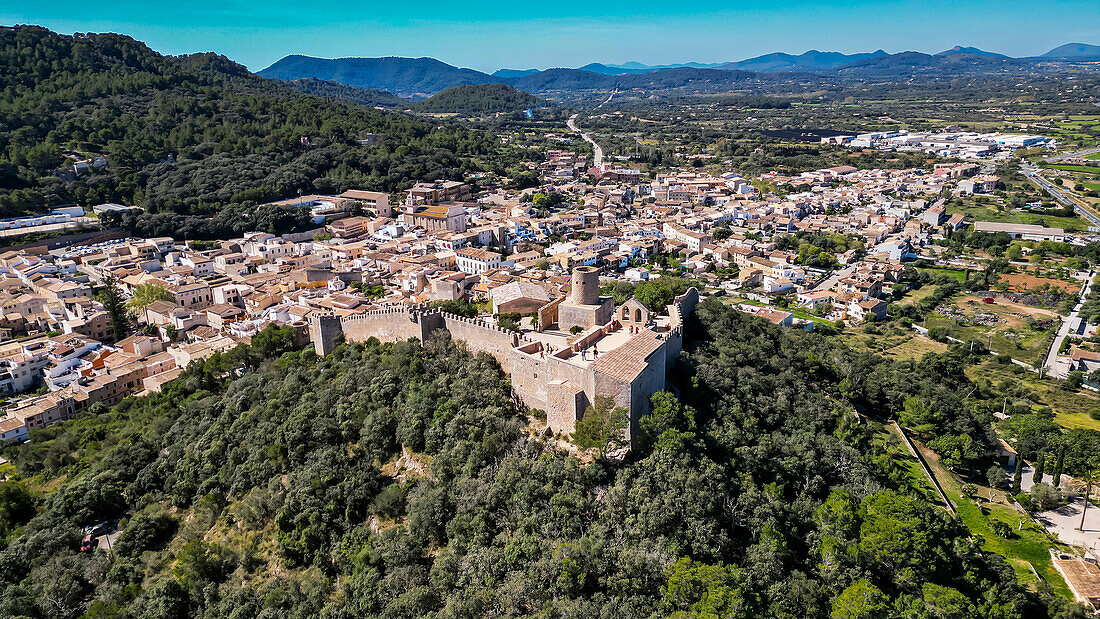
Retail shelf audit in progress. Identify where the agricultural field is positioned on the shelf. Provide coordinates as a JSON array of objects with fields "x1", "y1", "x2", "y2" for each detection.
[
  {"x1": 967, "y1": 361, "x2": 1100, "y2": 431},
  {"x1": 843, "y1": 323, "x2": 949, "y2": 361},
  {"x1": 925, "y1": 295, "x2": 1058, "y2": 365}
]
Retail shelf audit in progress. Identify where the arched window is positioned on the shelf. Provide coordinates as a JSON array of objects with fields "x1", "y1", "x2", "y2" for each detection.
[
  {"x1": 635, "y1": 309, "x2": 642, "y2": 323},
  {"x1": 622, "y1": 307, "x2": 629, "y2": 319}
]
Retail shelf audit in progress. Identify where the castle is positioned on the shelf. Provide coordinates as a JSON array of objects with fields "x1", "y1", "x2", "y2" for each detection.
[{"x1": 309, "y1": 268, "x2": 698, "y2": 442}]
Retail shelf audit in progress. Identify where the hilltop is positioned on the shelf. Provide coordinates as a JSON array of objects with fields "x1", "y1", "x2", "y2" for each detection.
[
  {"x1": 0, "y1": 26, "x2": 504, "y2": 232},
  {"x1": 257, "y1": 55, "x2": 496, "y2": 98},
  {"x1": 412, "y1": 83, "x2": 543, "y2": 114}
]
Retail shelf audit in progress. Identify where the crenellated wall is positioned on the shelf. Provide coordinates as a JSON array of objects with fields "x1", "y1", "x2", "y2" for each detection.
[
  {"x1": 439, "y1": 312, "x2": 524, "y2": 367},
  {"x1": 309, "y1": 289, "x2": 703, "y2": 444}
]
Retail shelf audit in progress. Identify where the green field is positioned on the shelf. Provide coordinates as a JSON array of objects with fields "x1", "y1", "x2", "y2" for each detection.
[
  {"x1": 924, "y1": 312, "x2": 1053, "y2": 366},
  {"x1": 1045, "y1": 163, "x2": 1100, "y2": 174},
  {"x1": 968, "y1": 362, "x2": 1100, "y2": 431},
  {"x1": 918, "y1": 266, "x2": 968, "y2": 282},
  {"x1": 947, "y1": 202, "x2": 1088, "y2": 233}
]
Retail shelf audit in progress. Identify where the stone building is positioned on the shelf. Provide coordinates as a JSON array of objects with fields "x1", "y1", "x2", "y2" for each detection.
[
  {"x1": 308, "y1": 270, "x2": 699, "y2": 447},
  {"x1": 557, "y1": 267, "x2": 613, "y2": 333}
]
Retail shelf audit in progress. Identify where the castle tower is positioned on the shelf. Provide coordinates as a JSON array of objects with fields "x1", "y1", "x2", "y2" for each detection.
[
  {"x1": 559, "y1": 267, "x2": 612, "y2": 333},
  {"x1": 571, "y1": 266, "x2": 600, "y2": 305}
]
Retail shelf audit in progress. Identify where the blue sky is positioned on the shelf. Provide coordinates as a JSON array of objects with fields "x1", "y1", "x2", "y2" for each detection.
[{"x1": 3, "y1": 1, "x2": 1098, "y2": 72}]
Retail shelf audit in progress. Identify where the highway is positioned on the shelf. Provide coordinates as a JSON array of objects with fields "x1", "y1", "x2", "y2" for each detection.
[
  {"x1": 1020, "y1": 162, "x2": 1100, "y2": 228},
  {"x1": 1045, "y1": 147, "x2": 1100, "y2": 163},
  {"x1": 567, "y1": 114, "x2": 604, "y2": 167}
]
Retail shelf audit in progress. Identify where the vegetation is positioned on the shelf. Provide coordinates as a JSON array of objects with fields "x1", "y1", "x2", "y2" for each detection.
[
  {"x1": 412, "y1": 84, "x2": 544, "y2": 114},
  {"x1": 0, "y1": 300, "x2": 1089, "y2": 617},
  {"x1": 0, "y1": 27, "x2": 534, "y2": 238}
]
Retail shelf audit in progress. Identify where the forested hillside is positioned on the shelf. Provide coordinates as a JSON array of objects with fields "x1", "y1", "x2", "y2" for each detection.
[
  {"x1": 277, "y1": 77, "x2": 409, "y2": 108},
  {"x1": 412, "y1": 84, "x2": 543, "y2": 114},
  {"x1": 0, "y1": 27, "x2": 529, "y2": 234},
  {"x1": 0, "y1": 301, "x2": 1087, "y2": 617}
]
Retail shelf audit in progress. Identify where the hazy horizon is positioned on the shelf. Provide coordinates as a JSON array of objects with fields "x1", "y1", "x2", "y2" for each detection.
[{"x1": 3, "y1": 0, "x2": 1099, "y2": 73}]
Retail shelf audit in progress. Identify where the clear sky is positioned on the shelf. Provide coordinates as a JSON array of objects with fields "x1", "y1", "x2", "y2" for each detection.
[{"x1": 3, "y1": 1, "x2": 1098, "y2": 73}]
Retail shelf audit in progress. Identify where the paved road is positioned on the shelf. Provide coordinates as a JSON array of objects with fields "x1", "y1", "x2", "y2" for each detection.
[
  {"x1": 567, "y1": 114, "x2": 603, "y2": 167},
  {"x1": 1021, "y1": 162, "x2": 1100, "y2": 228},
  {"x1": 1046, "y1": 147, "x2": 1100, "y2": 163},
  {"x1": 813, "y1": 265, "x2": 855, "y2": 292},
  {"x1": 1043, "y1": 269, "x2": 1095, "y2": 377}
]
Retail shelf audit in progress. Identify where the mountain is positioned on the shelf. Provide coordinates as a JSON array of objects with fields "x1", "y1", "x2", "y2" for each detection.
[
  {"x1": 719, "y1": 49, "x2": 888, "y2": 72},
  {"x1": 1042, "y1": 43, "x2": 1100, "y2": 58},
  {"x1": 412, "y1": 83, "x2": 543, "y2": 114},
  {"x1": 277, "y1": 77, "x2": 409, "y2": 107},
  {"x1": 257, "y1": 55, "x2": 496, "y2": 98},
  {"x1": 835, "y1": 50, "x2": 1024, "y2": 76},
  {"x1": 492, "y1": 68, "x2": 539, "y2": 78},
  {"x1": 935, "y1": 45, "x2": 1007, "y2": 58},
  {"x1": 577, "y1": 62, "x2": 654, "y2": 75}
]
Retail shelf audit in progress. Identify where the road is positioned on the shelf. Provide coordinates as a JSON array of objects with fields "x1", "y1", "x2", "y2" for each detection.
[
  {"x1": 1020, "y1": 162, "x2": 1100, "y2": 228},
  {"x1": 567, "y1": 114, "x2": 603, "y2": 168},
  {"x1": 1045, "y1": 147, "x2": 1100, "y2": 163},
  {"x1": 813, "y1": 265, "x2": 855, "y2": 292},
  {"x1": 1043, "y1": 269, "x2": 1095, "y2": 378}
]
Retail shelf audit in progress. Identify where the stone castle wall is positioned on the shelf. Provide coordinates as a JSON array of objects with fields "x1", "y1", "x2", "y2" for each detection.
[{"x1": 439, "y1": 313, "x2": 523, "y2": 368}]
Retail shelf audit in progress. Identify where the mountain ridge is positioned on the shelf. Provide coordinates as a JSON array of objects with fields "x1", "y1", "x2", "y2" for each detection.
[{"x1": 258, "y1": 43, "x2": 1100, "y2": 98}]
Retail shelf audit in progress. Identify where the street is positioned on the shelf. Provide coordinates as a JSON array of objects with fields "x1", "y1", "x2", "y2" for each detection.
[
  {"x1": 567, "y1": 113, "x2": 604, "y2": 168},
  {"x1": 1043, "y1": 269, "x2": 1095, "y2": 377}
]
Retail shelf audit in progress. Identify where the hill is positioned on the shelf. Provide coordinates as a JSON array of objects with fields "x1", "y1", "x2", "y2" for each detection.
[
  {"x1": 0, "y1": 27, "x2": 504, "y2": 235},
  {"x1": 936, "y1": 45, "x2": 1008, "y2": 58},
  {"x1": 720, "y1": 49, "x2": 888, "y2": 72},
  {"x1": 835, "y1": 50, "x2": 1027, "y2": 76},
  {"x1": 412, "y1": 83, "x2": 543, "y2": 114},
  {"x1": 1042, "y1": 43, "x2": 1100, "y2": 58},
  {"x1": 276, "y1": 77, "x2": 409, "y2": 108},
  {"x1": 0, "y1": 301, "x2": 1084, "y2": 617},
  {"x1": 257, "y1": 55, "x2": 496, "y2": 97},
  {"x1": 491, "y1": 68, "x2": 538, "y2": 78}
]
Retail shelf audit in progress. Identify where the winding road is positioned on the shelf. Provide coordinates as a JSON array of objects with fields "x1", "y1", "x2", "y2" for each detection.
[
  {"x1": 567, "y1": 113, "x2": 604, "y2": 168},
  {"x1": 565, "y1": 89, "x2": 616, "y2": 168}
]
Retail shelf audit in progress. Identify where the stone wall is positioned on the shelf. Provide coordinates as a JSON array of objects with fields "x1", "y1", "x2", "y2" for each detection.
[
  {"x1": 338, "y1": 306, "x2": 431, "y2": 344},
  {"x1": 536, "y1": 296, "x2": 563, "y2": 332},
  {"x1": 439, "y1": 313, "x2": 523, "y2": 368}
]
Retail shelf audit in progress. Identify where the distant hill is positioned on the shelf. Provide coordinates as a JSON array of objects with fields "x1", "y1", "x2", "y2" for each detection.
[
  {"x1": 258, "y1": 43, "x2": 1100, "y2": 100},
  {"x1": 412, "y1": 83, "x2": 543, "y2": 113},
  {"x1": 719, "y1": 50, "x2": 888, "y2": 72},
  {"x1": 491, "y1": 68, "x2": 539, "y2": 78},
  {"x1": 278, "y1": 77, "x2": 409, "y2": 107},
  {"x1": 1042, "y1": 43, "x2": 1100, "y2": 58},
  {"x1": 835, "y1": 51, "x2": 1025, "y2": 76},
  {"x1": 257, "y1": 55, "x2": 495, "y2": 97},
  {"x1": 576, "y1": 62, "x2": 654, "y2": 75},
  {"x1": 935, "y1": 45, "x2": 1007, "y2": 58}
]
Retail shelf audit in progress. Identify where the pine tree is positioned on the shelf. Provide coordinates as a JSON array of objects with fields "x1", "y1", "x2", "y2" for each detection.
[
  {"x1": 1012, "y1": 456, "x2": 1024, "y2": 495},
  {"x1": 1033, "y1": 453, "x2": 1046, "y2": 486},
  {"x1": 96, "y1": 276, "x2": 131, "y2": 342},
  {"x1": 1051, "y1": 446, "x2": 1066, "y2": 488}
]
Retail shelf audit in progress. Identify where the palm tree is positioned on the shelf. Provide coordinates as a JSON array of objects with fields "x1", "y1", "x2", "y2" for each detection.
[{"x1": 1079, "y1": 463, "x2": 1100, "y2": 532}]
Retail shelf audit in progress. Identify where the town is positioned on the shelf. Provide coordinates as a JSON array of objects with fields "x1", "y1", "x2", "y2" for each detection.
[{"x1": 3, "y1": 139, "x2": 1095, "y2": 451}]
